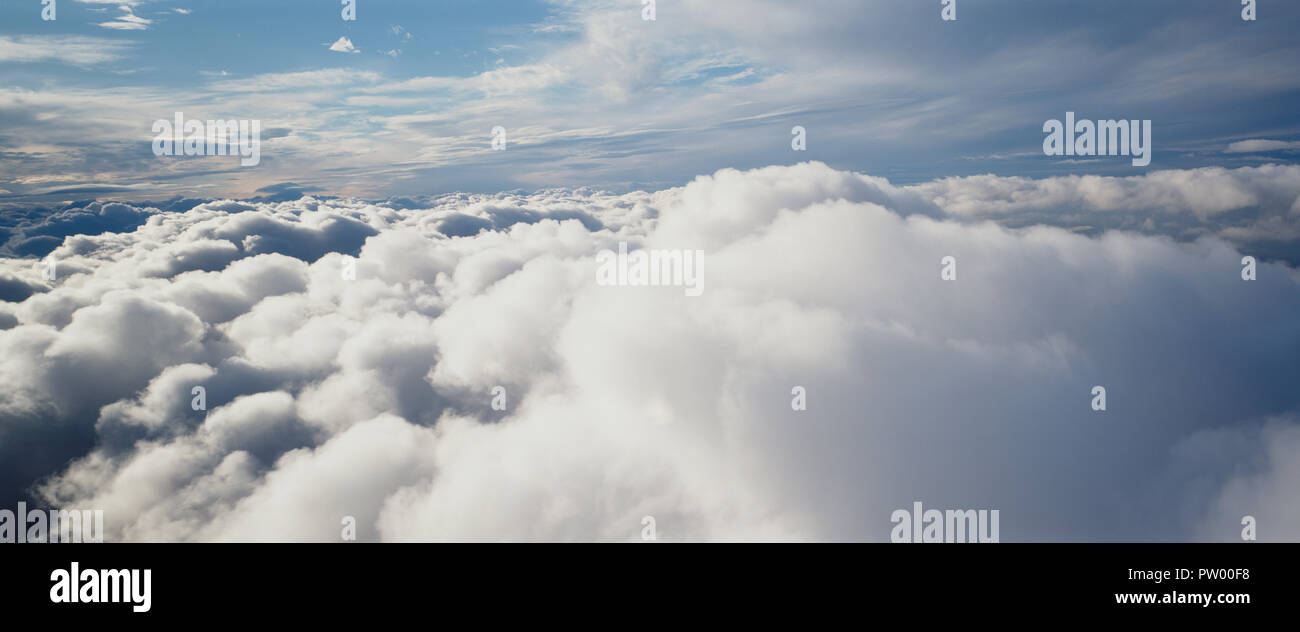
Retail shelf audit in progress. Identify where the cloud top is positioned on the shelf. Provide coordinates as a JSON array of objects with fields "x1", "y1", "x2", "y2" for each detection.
[{"x1": 0, "y1": 162, "x2": 1297, "y2": 542}]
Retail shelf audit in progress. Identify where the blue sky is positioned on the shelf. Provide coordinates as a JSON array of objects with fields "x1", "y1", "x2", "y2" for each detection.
[{"x1": 1, "y1": 0, "x2": 1298, "y2": 201}]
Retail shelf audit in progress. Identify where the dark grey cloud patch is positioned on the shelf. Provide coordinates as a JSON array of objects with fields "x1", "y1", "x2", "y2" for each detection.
[
  {"x1": 0, "y1": 274, "x2": 40, "y2": 302},
  {"x1": 206, "y1": 213, "x2": 378, "y2": 262},
  {"x1": 0, "y1": 201, "x2": 156, "y2": 258}
]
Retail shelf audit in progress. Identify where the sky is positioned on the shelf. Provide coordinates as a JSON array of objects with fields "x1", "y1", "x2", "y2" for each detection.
[
  {"x1": 1, "y1": 0, "x2": 1298, "y2": 201},
  {"x1": 0, "y1": 1, "x2": 1298, "y2": 543}
]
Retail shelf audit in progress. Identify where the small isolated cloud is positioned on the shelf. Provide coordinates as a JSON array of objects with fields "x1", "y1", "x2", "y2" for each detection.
[
  {"x1": 328, "y1": 37, "x2": 360, "y2": 54},
  {"x1": 98, "y1": 6, "x2": 154, "y2": 31},
  {"x1": 1226, "y1": 139, "x2": 1300, "y2": 154}
]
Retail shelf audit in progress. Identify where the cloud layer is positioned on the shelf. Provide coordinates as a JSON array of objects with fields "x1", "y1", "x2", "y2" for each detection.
[{"x1": 1, "y1": 162, "x2": 1298, "y2": 542}]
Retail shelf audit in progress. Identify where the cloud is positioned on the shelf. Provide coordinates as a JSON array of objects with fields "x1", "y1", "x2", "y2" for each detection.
[
  {"x1": 1226, "y1": 139, "x2": 1300, "y2": 154},
  {"x1": 1176, "y1": 416, "x2": 1300, "y2": 542},
  {"x1": 907, "y1": 165, "x2": 1300, "y2": 263},
  {"x1": 5, "y1": 2, "x2": 1299, "y2": 202},
  {"x1": 24, "y1": 184, "x2": 154, "y2": 196},
  {"x1": 0, "y1": 163, "x2": 1294, "y2": 542},
  {"x1": 0, "y1": 36, "x2": 134, "y2": 66},
  {"x1": 97, "y1": 5, "x2": 154, "y2": 31},
  {"x1": 0, "y1": 200, "x2": 157, "y2": 258},
  {"x1": 210, "y1": 68, "x2": 382, "y2": 92},
  {"x1": 328, "y1": 37, "x2": 360, "y2": 54},
  {"x1": 364, "y1": 64, "x2": 567, "y2": 96},
  {"x1": 925, "y1": 170, "x2": 1249, "y2": 218}
]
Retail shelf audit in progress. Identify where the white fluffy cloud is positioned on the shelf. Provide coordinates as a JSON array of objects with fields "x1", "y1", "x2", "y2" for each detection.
[
  {"x1": 912, "y1": 164, "x2": 1300, "y2": 221},
  {"x1": 328, "y1": 37, "x2": 359, "y2": 54},
  {"x1": 2, "y1": 162, "x2": 1298, "y2": 542}
]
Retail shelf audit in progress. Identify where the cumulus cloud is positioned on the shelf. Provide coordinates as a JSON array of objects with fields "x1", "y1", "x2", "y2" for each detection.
[
  {"x1": 909, "y1": 165, "x2": 1300, "y2": 264},
  {"x1": 0, "y1": 163, "x2": 1297, "y2": 542},
  {"x1": 913, "y1": 165, "x2": 1300, "y2": 220},
  {"x1": 328, "y1": 37, "x2": 360, "y2": 54},
  {"x1": 0, "y1": 201, "x2": 157, "y2": 258}
]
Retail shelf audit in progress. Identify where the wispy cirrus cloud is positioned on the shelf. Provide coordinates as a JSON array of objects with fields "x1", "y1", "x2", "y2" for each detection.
[
  {"x1": 210, "y1": 68, "x2": 383, "y2": 93},
  {"x1": 94, "y1": 3, "x2": 154, "y2": 31},
  {"x1": 1, "y1": 0, "x2": 1297, "y2": 209},
  {"x1": 1227, "y1": 139, "x2": 1300, "y2": 154},
  {"x1": 0, "y1": 35, "x2": 134, "y2": 65}
]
